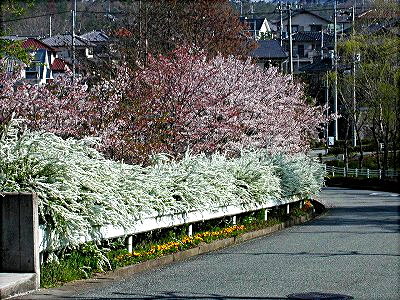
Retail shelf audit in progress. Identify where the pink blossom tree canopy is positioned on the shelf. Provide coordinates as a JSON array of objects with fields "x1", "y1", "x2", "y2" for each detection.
[{"x1": 1, "y1": 47, "x2": 323, "y2": 164}]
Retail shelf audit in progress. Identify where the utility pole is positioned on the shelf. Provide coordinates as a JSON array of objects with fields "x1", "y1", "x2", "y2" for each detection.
[
  {"x1": 49, "y1": 15, "x2": 52, "y2": 37},
  {"x1": 288, "y1": 4, "x2": 293, "y2": 75},
  {"x1": 352, "y1": 4, "x2": 357, "y2": 147},
  {"x1": 279, "y1": 1, "x2": 283, "y2": 46},
  {"x1": 144, "y1": 1, "x2": 148, "y2": 66},
  {"x1": 326, "y1": 71, "x2": 330, "y2": 151},
  {"x1": 70, "y1": 0, "x2": 78, "y2": 80},
  {"x1": 333, "y1": 0, "x2": 339, "y2": 141},
  {"x1": 71, "y1": 9, "x2": 76, "y2": 80},
  {"x1": 321, "y1": 28, "x2": 324, "y2": 58}
]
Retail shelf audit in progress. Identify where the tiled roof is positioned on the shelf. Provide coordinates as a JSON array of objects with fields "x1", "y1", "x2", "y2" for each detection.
[
  {"x1": 360, "y1": 17, "x2": 400, "y2": 35},
  {"x1": 1, "y1": 35, "x2": 38, "y2": 41},
  {"x1": 250, "y1": 40, "x2": 288, "y2": 59},
  {"x1": 299, "y1": 57, "x2": 349, "y2": 73},
  {"x1": 299, "y1": 57, "x2": 333, "y2": 73},
  {"x1": 290, "y1": 31, "x2": 334, "y2": 43},
  {"x1": 51, "y1": 58, "x2": 70, "y2": 71},
  {"x1": 42, "y1": 34, "x2": 95, "y2": 48},
  {"x1": 22, "y1": 38, "x2": 55, "y2": 51},
  {"x1": 80, "y1": 31, "x2": 109, "y2": 43},
  {"x1": 274, "y1": 9, "x2": 331, "y2": 24}
]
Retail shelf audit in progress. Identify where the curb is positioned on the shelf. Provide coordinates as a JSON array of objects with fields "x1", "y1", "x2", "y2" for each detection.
[
  {"x1": 92, "y1": 211, "x2": 318, "y2": 281},
  {"x1": 0, "y1": 274, "x2": 38, "y2": 300}
]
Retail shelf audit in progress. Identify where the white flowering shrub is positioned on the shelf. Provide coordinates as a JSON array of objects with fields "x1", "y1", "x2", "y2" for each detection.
[{"x1": 0, "y1": 121, "x2": 324, "y2": 248}]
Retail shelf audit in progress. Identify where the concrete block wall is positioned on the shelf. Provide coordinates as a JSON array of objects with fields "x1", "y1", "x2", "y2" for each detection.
[{"x1": 0, "y1": 193, "x2": 39, "y2": 285}]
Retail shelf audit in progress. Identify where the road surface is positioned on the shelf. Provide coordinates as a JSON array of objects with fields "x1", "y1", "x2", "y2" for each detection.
[{"x1": 19, "y1": 188, "x2": 400, "y2": 300}]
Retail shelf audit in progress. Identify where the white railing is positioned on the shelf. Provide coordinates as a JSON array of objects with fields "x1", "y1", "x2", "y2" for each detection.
[
  {"x1": 325, "y1": 165, "x2": 399, "y2": 179},
  {"x1": 39, "y1": 195, "x2": 306, "y2": 254}
]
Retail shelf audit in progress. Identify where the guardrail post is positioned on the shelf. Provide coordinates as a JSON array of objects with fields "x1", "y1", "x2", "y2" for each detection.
[
  {"x1": 286, "y1": 204, "x2": 290, "y2": 214},
  {"x1": 299, "y1": 200, "x2": 303, "y2": 209},
  {"x1": 125, "y1": 235, "x2": 133, "y2": 253},
  {"x1": 231, "y1": 215, "x2": 237, "y2": 225},
  {"x1": 264, "y1": 209, "x2": 269, "y2": 221},
  {"x1": 188, "y1": 224, "x2": 193, "y2": 236},
  {"x1": 343, "y1": 167, "x2": 346, "y2": 177},
  {"x1": 379, "y1": 169, "x2": 382, "y2": 179},
  {"x1": 355, "y1": 168, "x2": 358, "y2": 177},
  {"x1": 367, "y1": 169, "x2": 370, "y2": 178}
]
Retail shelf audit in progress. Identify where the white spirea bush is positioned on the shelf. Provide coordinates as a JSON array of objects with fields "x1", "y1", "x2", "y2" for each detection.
[{"x1": 0, "y1": 120, "x2": 324, "y2": 248}]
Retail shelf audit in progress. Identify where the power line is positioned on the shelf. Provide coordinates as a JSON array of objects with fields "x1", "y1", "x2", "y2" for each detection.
[{"x1": 1, "y1": 6, "x2": 357, "y2": 24}]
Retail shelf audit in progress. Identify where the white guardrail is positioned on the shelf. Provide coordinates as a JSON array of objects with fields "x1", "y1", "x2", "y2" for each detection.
[
  {"x1": 325, "y1": 165, "x2": 399, "y2": 179},
  {"x1": 39, "y1": 195, "x2": 305, "y2": 253}
]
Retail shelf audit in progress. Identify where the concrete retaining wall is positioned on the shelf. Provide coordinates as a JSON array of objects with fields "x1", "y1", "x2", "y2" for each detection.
[{"x1": 0, "y1": 193, "x2": 40, "y2": 298}]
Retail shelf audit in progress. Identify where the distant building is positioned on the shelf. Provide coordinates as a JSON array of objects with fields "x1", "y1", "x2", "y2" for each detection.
[
  {"x1": 1, "y1": 36, "x2": 58, "y2": 84},
  {"x1": 42, "y1": 33, "x2": 95, "y2": 63},
  {"x1": 284, "y1": 31, "x2": 334, "y2": 73},
  {"x1": 249, "y1": 40, "x2": 288, "y2": 71},
  {"x1": 80, "y1": 30, "x2": 109, "y2": 55},
  {"x1": 272, "y1": 9, "x2": 332, "y2": 39},
  {"x1": 240, "y1": 17, "x2": 273, "y2": 40},
  {"x1": 1, "y1": 35, "x2": 75, "y2": 84}
]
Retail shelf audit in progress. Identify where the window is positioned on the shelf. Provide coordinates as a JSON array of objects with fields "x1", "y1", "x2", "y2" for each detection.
[
  {"x1": 287, "y1": 25, "x2": 299, "y2": 33},
  {"x1": 298, "y1": 44, "x2": 305, "y2": 57},
  {"x1": 310, "y1": 24, "x2": 322, "y2": 32}
]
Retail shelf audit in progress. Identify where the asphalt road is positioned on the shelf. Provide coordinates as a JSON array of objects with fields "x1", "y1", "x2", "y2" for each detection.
[{"x1": 20, "y1": 188, "x2": 400, "y2": 300}]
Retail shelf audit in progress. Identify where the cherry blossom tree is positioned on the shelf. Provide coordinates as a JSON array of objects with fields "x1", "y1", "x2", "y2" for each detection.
[
  {"x1": 1, "y1": 47, "x2": 324, "y2": 164},
  {"x1": 127, "y1": 47, "x2": 324, "y2": 159}
]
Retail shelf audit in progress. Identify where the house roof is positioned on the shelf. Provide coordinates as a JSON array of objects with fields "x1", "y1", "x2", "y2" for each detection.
[
  {"x1": 42, "y1": 34, "x2": 95, "y2": 48},
  {"x1": 1, "y1": 35, "x2": 39, "y2": 41},
  {"x1": 250, "y1": 40, "x2": 288, "y2": 59},
  {"x1": 0, "y1": 36, "x2": 55, "y2": 51},
  {"x1": 51, "y1": 58, "x2": 70, "y2": 71},
  {"x1": 267, "y1": 20, "x2": 278, "y2": 32},
  {"x1": 240, "y1": 17, "x2": 266, "y2": 31},
  {"x1": 22, "y1": 38, "x2": 55, "y2": 51},
  {"x1": 289, "y1": 31, "x2": 334, "y2": 43},
  {"x1": 299, "y1": 57, "x2": 349, "y2": 73},
  {"x1": 359, "y1": 16, "x2": 400, "y2": 35},
  {"x1": 80, "y1": 31, "x2": 109, "y2": 43},
  {"x1": 277, "y1": 9, "x2": 331, "y2": 24}
]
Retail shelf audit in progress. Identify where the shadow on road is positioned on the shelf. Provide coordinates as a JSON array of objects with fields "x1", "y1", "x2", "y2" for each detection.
[
  {"x1": 301, "y1": 205, "x2": 400, "y2": 233},
  {"x1": 67, "y1": 291, "x2": 288, "y2": 299}
]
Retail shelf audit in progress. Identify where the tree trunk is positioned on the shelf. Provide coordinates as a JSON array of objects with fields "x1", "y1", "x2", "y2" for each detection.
[
  {"x1": 382, "y1": 129, "x2": 389, "y2": 178},
  {"x1": 371, "y1": 122, "x2": 381, "y2": 170},
  {"x1": 356, "y1": 130, "x2": 364, "y2": 169},
  {"x1": 344, "y1": 119, "x2": 351, "y2": 177}
]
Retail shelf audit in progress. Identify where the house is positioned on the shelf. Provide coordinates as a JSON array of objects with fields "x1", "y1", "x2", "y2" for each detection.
[
  {"x1": 283, "y1": 31, "x2": 334, "y2": 73},
  {"x1": 1, "y1": 36, "x2": 58, "y2": 84},
  {"x1": 41, "y1": 33, "x2": 95, "y2": 63},
  {"x1": 2, "y1": 35, "x2": 75, "y2": 84},
  {"x1": 50, "y1": 57, "x2": 71, "y2": 80},
  {"x1": 240, "y1": 17, "x2": 273, "y2": 40},
  {"x1": 273, "y1": 9, "x2": 332, "y2": 39},
  {"x1": 80, "y1": 30, "x2": 110, "y2": 55},
  {"x1": 249, "y1": 40, "x2": 288, "y2": 71}
]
